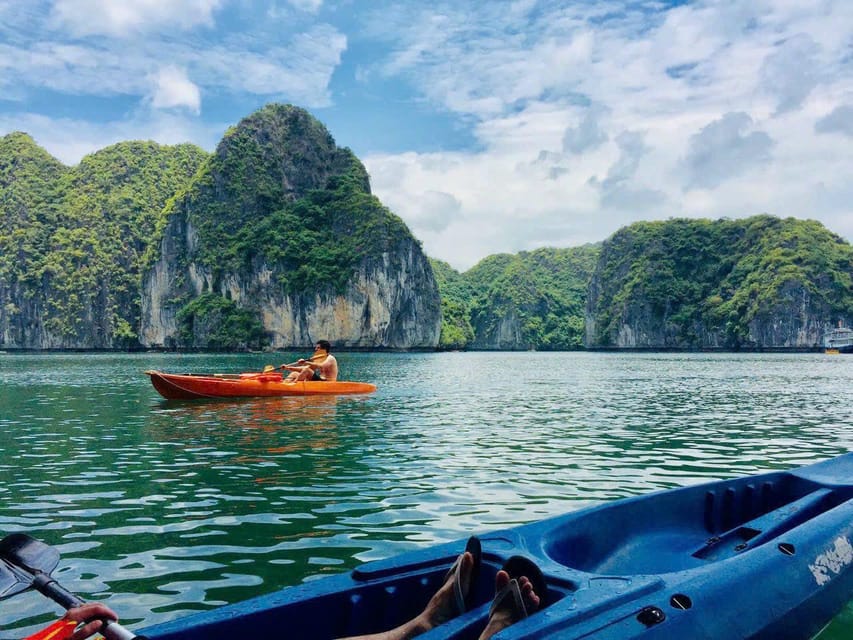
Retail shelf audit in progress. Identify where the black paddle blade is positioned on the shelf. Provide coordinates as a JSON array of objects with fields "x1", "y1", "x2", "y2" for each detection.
[
  {"x1": 0, "y1": 535, "x2": 144, "y2": 640},
  {"x1": 0, "y1": 558, "x2": 31, "y2": 600},
  {"x1": 0, "y1": 533, "x2": 61, "y2": 575}
]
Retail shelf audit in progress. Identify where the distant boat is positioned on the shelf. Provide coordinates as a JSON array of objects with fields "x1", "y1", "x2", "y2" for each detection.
[{"x1": 824, "y1": 326, "x2": 853, "y2": 354}]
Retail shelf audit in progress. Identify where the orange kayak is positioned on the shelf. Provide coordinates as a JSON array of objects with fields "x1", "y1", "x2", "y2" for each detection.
[{"x1": 145, "y1": 370, "x2": 377, "y2": 400}]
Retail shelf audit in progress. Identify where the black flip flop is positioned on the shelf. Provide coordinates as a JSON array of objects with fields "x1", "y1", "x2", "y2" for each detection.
[
  {"x1": 489, "y1": 578, "x2": 529, "y2": 622},
  {"x1": 493, "y1": 555, "x2": 547, "y2": 616},
  {"x1": 443, "y1": 535, "x2": 483, "y2": 614}
]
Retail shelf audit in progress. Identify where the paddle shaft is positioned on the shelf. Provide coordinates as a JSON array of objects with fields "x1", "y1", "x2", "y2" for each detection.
[
  {"x1": 249, "y1": 354, "x2": 326, "y2": 376},
  {"x1": 0, "y1": 546, "x2": 143, "y2": 640},
  {"x1": 281, "y1": 353, "x2": 325, "y2": 369},
  {"x1": 30, "y1": 571, "x2": 142, "y2": 640}
]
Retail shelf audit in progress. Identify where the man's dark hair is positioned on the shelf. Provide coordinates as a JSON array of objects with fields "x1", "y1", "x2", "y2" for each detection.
[{"x1": 316, "y1": 340, "x2": 331, "y2": 352}]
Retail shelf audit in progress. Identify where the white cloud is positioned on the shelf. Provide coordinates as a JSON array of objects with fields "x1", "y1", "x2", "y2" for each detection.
[
  {"x1": 759, "y1": 33, "x2": 822, "y2": 114},
  {"x1": 357, "y1": 1, "x2": 853, "y2": 268},
  {"x1": 405, "y1": 190, "x2": 462, "y2": 234},
  {"x1": 815, "y1": 105, "x2": 853, "y2": 138},
  {"x1": 563, "y1": 106, "x2": 609, "y2": 155},
  {"x1": 0, "y1": 111, "x2": 222, "y2": 166},
  {"x1": 0, "y1": 24, "x2": 345, "y2": 108},
  {"x1": 201, "y1": 27, "x2": 346, "y2": 105},
  {"x1": 681, "y1": 112, "x2": 775, "y2": 190},
  {"x1": 287, "y1": 0, "x2": 323, "y2": 12},
  {"x1": 50, "y1": 0, "x2": 224, "y2": 37},
  {"x1": 4, "y1": 0, "x2": 853, "y2": 272},
  {"x1": 366, "y1": 143, "x2": 608, "y2": 270},
  {"x1": 595, "y1": 131, "x2": 666, "y2": 211},
  {"x1": 149, "y1": 66, "x2": 201, "y2": 114}
]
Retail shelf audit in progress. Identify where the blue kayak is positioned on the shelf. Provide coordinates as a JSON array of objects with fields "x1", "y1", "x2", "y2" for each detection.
[{"x1": 141, "y1": 453, "x2": 853, "y2": 640}]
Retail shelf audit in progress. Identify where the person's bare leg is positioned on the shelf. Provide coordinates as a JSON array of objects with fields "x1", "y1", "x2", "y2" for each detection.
[
  {"x1": 340, "y1": 551, "x2": 475, "y2": 640},
  {"x1": 285, "y1": 367, "x2": 310, "y2": 382},
  {"x1": 477, "y1": 571, "x2": 541, "y2": 640}
]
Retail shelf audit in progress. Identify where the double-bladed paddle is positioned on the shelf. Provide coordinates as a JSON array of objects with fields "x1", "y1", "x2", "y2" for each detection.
[
  {"x1": 261, "y1": 353, "x2": 325, "y2": 374},
  {"x1": 0, "y1": 533, "x2": 145, "y2": 640}
]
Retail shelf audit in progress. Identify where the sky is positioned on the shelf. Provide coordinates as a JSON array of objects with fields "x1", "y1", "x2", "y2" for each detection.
[{"x1": 1, "y1": 1, "x2": 852, "y2": 271}]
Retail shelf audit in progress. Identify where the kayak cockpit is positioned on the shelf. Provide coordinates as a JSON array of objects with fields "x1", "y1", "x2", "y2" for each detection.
[{"x1": 543, "y1": 472, "x2": 853, "y2": 575}]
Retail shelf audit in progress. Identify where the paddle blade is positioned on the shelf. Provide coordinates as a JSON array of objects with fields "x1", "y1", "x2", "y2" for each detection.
[
  {"x1": 0, "y1": 533, "x2": 61, "y2": 576},
  {"x1": 0, "y1": 558, "x2": 31, "y2": 599}
]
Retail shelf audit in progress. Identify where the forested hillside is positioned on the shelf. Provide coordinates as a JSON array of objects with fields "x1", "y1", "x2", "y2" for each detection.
[
  {"x1": 0, "y1": 133, "x2": 207, "y2": 348},
  {"x1": 0, "y1": 105, "x2": 440, "y2": 351},
  {"x1": 430, "y1": 259, "x2": 476, "y2": 349},
  {"x1": 3, "y1": 111, "x2": 851, "y2": 352},
  {"x1": 585, "y1": 216, "x2": 853, "y2": 349},
  {"x1": 433, "y1": 245, "x2": 600, "y2": 350},
  {"x1": 141, "y1": 104, "x2": 440, "y2": 350}
]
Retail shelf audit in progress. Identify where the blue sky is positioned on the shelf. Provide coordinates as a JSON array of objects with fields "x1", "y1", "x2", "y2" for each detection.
[{"x1": 1, "y1": 1, "x2": 852, "y2": 270}]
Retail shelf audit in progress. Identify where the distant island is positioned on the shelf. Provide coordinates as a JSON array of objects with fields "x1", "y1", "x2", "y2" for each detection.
[{"x1": 1, "y1": 104, "x2": 851, "y2": 352}]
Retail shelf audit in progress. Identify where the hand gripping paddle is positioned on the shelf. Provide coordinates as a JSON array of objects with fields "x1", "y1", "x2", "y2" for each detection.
[{"x1": 0, "y1": 533, "x2": 146, "y2": 640}]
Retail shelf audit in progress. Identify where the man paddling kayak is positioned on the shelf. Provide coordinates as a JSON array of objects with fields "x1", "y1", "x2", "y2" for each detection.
[{"x1": 283, "y1": 340, "x2": 338, "y2": 382}]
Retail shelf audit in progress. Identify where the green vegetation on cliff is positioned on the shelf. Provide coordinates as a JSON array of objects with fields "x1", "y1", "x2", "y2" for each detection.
[
  {"x1": 176, "y1": 293, "x2": 268, "y2": 350},
  {"x1": 144, "y1": 104, "x2": 422, "y2": 349},
  {"x1": 55, "y1": 142, "x2": 208, "y2": 343},
  {"x1": 430, "y1": 259, "x2": 475, "y2": 349},
  {"x1": 4, "y1": 112, "x2": 851, "y2": 352},
  {"x1": 161, "y1": 104, "x2": 410, "y2": 298},
  {"x1": 588, "y1": 215, "x2": 853, "y2": 348},
  {"x1": 0, "y1": 135, "x2": 208, "y2": 346},
  {"x1": 0, "y1": 133, "x2": 68, "y2": 320},
  {"x1": 433, "y1": 245, "x2": 600, "y2": 350}
]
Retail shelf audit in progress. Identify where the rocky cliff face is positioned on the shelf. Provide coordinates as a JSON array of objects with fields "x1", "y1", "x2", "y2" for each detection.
[
  {"x1": 139, "y1": 104, "x2": 440, "y2": 350},
  {"x1": 141, "y1": 226, "x2": 439, "y2": 349},
  {"x1": 0, "y1": 134, "x2": 207, "y2": 349},
  {"x1": 459, "y1": 247, "x2": 598, "y2": 351},
  {"x1": 585, "y1": 216, "x2": 853, "y2": 350},
  {"x1": 584, "y1": 287, "x2": 834, "y2": 349},
  {"x1": 469, "y1": 308, "x2": 524, "y2": 350}
]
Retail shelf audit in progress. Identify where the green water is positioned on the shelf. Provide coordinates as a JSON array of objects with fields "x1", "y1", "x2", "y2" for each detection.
[{"x1": 0, "y1": 351, "x2": 851, "y2": 638}]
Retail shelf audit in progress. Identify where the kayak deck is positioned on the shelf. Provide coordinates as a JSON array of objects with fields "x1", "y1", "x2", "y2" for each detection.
[
  {"x1": 140, "y1": 453, "x2": 853, "y2": 639},
  {"x1": 145, "y1": 370, "x2": 377, "y2": 399}
]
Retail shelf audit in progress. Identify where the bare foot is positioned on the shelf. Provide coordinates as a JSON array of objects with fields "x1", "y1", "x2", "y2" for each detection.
[
  {"x1": 340, "y1": 551, "x2": 475, "y2": 640},
  {"x1": 419, "y1": 550, "x2": 476, "y2": 630},
  {"x1": 478, "y1": 570, "x2": 541, "y2": 640}
]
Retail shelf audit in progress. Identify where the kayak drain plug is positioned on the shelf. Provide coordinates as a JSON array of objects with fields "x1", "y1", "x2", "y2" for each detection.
[{"x1": 637, "y1": 606, "x2": 666, "y2": 627}]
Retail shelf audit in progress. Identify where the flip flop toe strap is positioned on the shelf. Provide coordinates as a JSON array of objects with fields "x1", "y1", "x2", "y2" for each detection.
[
  {"x1": 442, "y1": 536, "x2": 482, "y2": 615},
  {"x1": 443, "y1": 553, "x2": 467, "y2": 614},
  {"x1": 489, "y1": 578, "x2": 528, "y2": 621}
]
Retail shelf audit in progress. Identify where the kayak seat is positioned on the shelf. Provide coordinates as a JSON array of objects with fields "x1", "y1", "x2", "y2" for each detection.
[
  {"x1": 541, "y1": 473, "x2": 853, "y2": 575},
  {"x1": 692, "y1": 486, "x2": 843, "y2": 560}
]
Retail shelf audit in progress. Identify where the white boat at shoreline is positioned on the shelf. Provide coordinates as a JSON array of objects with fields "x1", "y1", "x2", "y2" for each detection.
[{"x1": 824, "y1": 325, "x2": 853, "y2": 354}]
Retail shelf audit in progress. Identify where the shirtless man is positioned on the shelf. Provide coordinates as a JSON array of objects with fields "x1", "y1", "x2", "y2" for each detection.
[{"x1": 283, "y1": 340, "x2": 338, "y2": 382}]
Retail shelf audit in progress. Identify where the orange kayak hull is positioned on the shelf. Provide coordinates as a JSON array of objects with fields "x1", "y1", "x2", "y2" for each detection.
[{"x1": 145, "y1": 370, "x2": 377, "y2": 400}]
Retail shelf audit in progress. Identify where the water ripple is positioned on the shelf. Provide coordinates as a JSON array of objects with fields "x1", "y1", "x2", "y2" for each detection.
[{"x1": 0, "y1": 351, "x2": 851, "y2": 638}]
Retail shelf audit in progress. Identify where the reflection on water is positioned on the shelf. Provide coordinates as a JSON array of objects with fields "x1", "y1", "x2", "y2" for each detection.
[{"x1": 0, "y1": 352, "x2": 852, "y2": 637}]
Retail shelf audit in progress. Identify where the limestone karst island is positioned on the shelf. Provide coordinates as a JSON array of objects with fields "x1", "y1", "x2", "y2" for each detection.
[{"x1": 1, "y1": 104, "x2": 851, "y2": 352}]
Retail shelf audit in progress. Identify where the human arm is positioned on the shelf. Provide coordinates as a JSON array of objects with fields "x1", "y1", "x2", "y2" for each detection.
[{"x1": 294, "y1": 356, "x2": 326, "y2": 371}]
